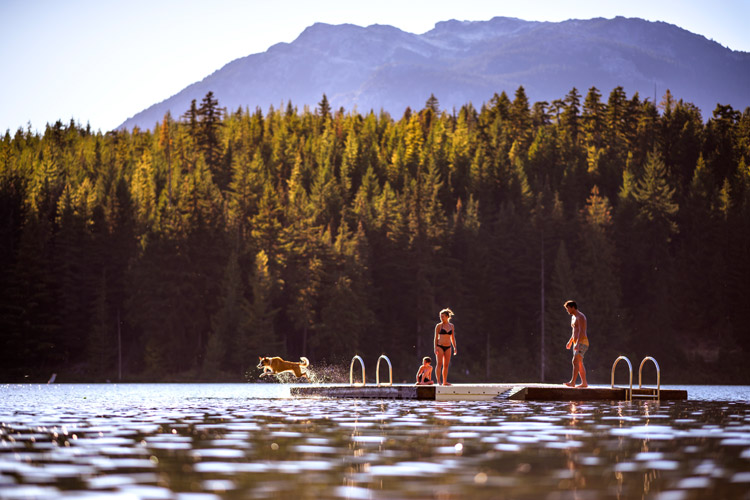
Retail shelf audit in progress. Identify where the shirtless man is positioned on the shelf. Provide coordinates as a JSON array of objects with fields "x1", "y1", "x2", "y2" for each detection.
[{"x1": 564, "y1": 300, "x2": 589, "y2": 388}]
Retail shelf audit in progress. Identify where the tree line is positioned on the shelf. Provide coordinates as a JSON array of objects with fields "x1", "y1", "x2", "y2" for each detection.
[{"x1": 1, "y1": 87, "x2": 749, "y2": 384}]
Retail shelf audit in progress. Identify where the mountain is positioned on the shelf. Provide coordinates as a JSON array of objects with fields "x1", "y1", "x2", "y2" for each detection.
[{"x1": 119, "y1": 16, "x2": 750, "y2": 130}]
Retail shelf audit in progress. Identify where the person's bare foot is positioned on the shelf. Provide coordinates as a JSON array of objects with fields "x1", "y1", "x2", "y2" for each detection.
[
  {"x1": 444, "y1": 382, "x2": 452, "y2": 386},
  {"x1": 564, "y1": 382, "x2": 575, "y2": 387},
  {"x1": 576, "y1": 383, "x2": 588, "y2": 388}
]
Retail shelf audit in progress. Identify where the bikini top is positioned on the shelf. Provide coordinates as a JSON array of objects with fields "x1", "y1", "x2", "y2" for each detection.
[{"x1": 439, "y1": 328, "x2": 453, "y2": 336}]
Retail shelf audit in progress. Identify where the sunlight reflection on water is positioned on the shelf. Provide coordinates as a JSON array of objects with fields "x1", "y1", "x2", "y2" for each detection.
[{"x1": 0, "y1": 384, "x2": 749, "y2": 499}]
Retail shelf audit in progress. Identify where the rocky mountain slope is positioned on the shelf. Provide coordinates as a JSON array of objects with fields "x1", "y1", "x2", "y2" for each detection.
[{"x1": 119, "y1": 16, "x2": 750, "y2": 130}]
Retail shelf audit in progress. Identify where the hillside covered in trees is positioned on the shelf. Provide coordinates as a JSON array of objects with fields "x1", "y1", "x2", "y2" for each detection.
[{"x1": 2, "y1": 87, "x2": 749, "y2": 384}]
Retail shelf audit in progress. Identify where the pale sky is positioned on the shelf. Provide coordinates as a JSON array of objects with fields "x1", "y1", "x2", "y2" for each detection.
[{"x1": 1, "y1": 0, "x2": 748, "y2": 134}]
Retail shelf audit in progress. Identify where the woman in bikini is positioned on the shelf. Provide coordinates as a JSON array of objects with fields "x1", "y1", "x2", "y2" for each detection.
[{"x1": 434, "y1": 308, "x2": 457, "y2": 386}]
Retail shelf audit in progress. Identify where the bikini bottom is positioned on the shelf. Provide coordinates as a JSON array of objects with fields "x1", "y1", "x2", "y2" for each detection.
[{"x1": 436, "y1": 344, "x2": 452, "y2": 352}]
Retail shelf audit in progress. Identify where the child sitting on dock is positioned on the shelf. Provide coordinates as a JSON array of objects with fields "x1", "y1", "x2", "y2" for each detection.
[{"x1": 416, "y1": 357, "x2": 434, "y2": 385}]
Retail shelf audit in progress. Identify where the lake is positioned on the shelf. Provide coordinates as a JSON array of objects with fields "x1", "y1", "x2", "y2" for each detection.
[{"x1": 1, "y1": 384, "x2": 750, "y2": 499}]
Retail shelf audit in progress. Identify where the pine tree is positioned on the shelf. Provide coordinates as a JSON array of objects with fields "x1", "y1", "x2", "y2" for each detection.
[
  {"x1": 317, "y1": 94, "x2": 331, "y2": 121},
  {"x1": 315, "y1": 222, "x2": 375, "y2": 362},
  {"x1": 546, "y1": 241, "x2": 578, "y2": 380},
  {"x1": 582, "y1": 87, "x2": 605, "y2": 148},
  {"x1": 88, "y1": 272, "x2": 114, "y2": 380},
  {"x1": 246, "y1": 250, "x2": 281, "y2": 363},
  {"x1": 630, "y1": 150, "x2": 679, "y2": 354},
  {"x1": 576, "y1": 186, "x2": 625, "y2": 369},
  {"x1": 282, "y1": 227, "x2": 325, "y2": 358},
  {"x1": 183, "y1": 99, "x2": 199, "y2": 142},
  {"x1": 509, "y1": 86, "x2": 532, "y2": 149},
  {"x1": 425, "y1": 94, "x2": 440, "y2": 114},
  {"x1": 0, "y1": 171, "x2": 31, "y2": 380},
  {"x1": 197, "y1": 91, "x2": 226, "y2": 188},
  {"x1": 159, "y1": 112, "x2": 175, "y2": 204},
  {"x1": 634, "y1": 151, "x2": 679, "y2": 238},
  {"x1": 206, "y1": 250, "x2": 250, "y2": 378}
]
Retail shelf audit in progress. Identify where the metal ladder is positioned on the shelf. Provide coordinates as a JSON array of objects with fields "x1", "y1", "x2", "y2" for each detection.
[
  {"x1": 611, "y1": 355, "x2": 661, "y2": 401},
  {"x1": 634, "y1": 356, "x2": 661, "y2": 400},
  {"x1": 349, "y1": 355, "x2": 366, "y2": 386},
  {"x1": 376, "y1": 355, "x2": 393, "y2": 387},
  {"x1": 349, "y1": 354, "x2": 393, "y2": 387},
  {"x1": 611, "y1": 356, "x2": 633, "y2": 401}
]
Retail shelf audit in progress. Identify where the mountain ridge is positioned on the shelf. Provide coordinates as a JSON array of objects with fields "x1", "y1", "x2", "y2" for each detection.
[{"x1": 119, "y1": 16, "x2": 750, "y2": 130}]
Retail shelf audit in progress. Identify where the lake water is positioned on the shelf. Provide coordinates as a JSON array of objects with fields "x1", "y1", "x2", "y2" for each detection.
[{"x1": 2, "y1": 384, "x2": 750, "y2": 499}]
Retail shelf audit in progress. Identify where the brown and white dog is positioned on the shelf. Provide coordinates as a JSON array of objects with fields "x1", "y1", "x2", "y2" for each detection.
[{"x1": 257, "y1": 356, "x2": 310, "y2": 379}]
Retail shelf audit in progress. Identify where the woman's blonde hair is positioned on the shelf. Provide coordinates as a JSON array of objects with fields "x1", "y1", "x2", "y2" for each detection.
[{"x1": 439, "y1": 308, "x2": 454, "y2": 318}]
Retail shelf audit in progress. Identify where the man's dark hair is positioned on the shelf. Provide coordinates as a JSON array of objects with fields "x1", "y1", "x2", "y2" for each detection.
[{"x1": 564, "y1": 300, "x2": 578, "y2": 310}]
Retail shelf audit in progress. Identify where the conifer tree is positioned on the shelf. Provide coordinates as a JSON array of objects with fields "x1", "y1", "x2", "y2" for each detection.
[
  {"x1": 183, "y1": 99, "x2": 199, "y2": 143},
  {"x1": 246, "y1": 250, "x2": 281, "y2": 363},
  {"x1": 425, "y1": 94, "x2": 440, "y2": 114},
  {"x1": 634, "y1": 151, "x2": 679, "y2": 238},
  {"x1": 577, "y1": 186, "x2": 625, "y2": 367},
  {"x1": 631, "y1": 150, "x2": 679, "y2": 350},
  {"x1": 88, "y1": 272, "x2": 114, "y2": 379},
  {"x1": 197, "y1": 91, "x2": 225, "y2": 187},
  {"x1": 317, "y1": 94, "x2": 331, "y2": 121},
  {"x1": 510, "y1": 86, "x2": 532, "y2": 149},
  {"x1": 545, "y1": 240, "x2": 577, "y2": 380},
  {"x1": 206, "y1": 250, "x2": 249, "y2": 377}
]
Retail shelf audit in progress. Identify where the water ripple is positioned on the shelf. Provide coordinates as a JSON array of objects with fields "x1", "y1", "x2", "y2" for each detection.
[{"x1": 1, "y1": 384, "x2": 749, "y2": 499}]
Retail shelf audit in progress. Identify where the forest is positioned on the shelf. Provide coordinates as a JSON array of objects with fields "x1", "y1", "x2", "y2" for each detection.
[{"x1": 1, "y1": 87, "x2": 749, "y2": 384}]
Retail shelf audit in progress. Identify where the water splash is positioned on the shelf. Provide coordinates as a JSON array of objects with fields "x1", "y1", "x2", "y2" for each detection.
[
  {"x1": 245, "y1": 362, "x2": 349, "y2": 384},
  {"x1": 304, "y1": 363, "x2": 348, "y2": 384}
]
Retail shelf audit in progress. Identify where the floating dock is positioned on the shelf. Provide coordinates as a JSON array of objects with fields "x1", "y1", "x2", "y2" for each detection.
[{"x1": 290, "y1": 383, "x2": 688, "y2": 401}]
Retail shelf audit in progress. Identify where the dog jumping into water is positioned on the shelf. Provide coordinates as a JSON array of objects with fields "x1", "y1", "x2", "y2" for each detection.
[{"x1": 257, "y1": 356, "x2": 310, "y2": 379}]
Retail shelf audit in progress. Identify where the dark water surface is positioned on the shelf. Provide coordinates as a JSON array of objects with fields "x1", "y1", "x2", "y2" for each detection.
[{"x1": 1, "y1": 384, "x2": 750, "y2": 499}]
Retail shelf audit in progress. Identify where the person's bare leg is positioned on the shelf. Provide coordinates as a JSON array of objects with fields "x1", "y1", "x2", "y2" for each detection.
[
  {"x1": 435, "y1": 351, "x2": 444, "y2": 385},
  {"x1": 565, "y1": 357, "x2": 579, "y2": 387},
  {"x1": 441, "y1": 349, "x2": 452, "y2": 386},
  {"x1": 576, "y1": 358, "x2": 588, "y2": 387}
]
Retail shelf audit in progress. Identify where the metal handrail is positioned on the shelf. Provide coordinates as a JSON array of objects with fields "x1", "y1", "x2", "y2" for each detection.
[
  {"x1": 376, "y1": 355, "x2": 393, "y2": 387},
  {"x1": 638, "y1": 356, "x2": 661, "y2": 400},
  {"x1": 611, "y1": 356, "x2": 633, "y2": 401},
  {"x1": 350, "y1": 355, "x2": 366, "y2": 386}
]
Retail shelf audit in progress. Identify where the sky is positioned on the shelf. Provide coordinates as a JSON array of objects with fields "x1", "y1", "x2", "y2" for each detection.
[{"x1": 1, "y1": 0, "x2": 749, "y2": 134}]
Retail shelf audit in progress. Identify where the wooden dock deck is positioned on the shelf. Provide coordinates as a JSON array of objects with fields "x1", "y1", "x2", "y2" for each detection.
[{"x1": 290, "y1": 383, "x2": 688, "y2": 401}]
